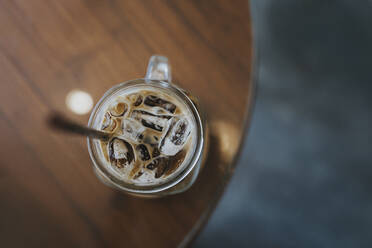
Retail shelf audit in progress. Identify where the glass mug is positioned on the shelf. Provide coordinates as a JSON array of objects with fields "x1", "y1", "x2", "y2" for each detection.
[{"x1": 87, "y1": 55, "x2": 207, "y2": 197}]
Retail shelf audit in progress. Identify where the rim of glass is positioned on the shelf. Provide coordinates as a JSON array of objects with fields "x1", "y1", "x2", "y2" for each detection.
[{"x1": 87, "y1": 79, "x2": 204, "y2": 194}]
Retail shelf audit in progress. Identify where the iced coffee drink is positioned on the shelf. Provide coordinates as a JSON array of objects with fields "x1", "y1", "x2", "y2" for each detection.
[
  {"x1": 98, "y1": 85, "x2": 197, "y2": 187},
  {"x1": 88, "y1": 56, "x2": 206, "y2": 197}
]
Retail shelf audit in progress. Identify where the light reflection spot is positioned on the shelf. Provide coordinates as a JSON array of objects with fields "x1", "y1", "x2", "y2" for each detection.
[{"x1": 65, "y1": 89, "x2": 93, "y2": 115}]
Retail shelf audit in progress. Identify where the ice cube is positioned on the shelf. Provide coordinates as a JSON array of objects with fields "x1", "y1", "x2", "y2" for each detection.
[
  {"x1": 109, "y1": 102, "x2": 127, "y2": 117},
  {"x1": 145, "y1": 157, "x2": 170, "y2": 178},
  {"x1": 101, "y1": 112, "x2": 117, "y2": 132},
  {"x1": 121, "y1": 119, "x2": 145, "y2": 143},
  {"x1": 152, "y1": 147, "x2": 160, "y2": 158},
  {"x1": 133, "y1": 96, "x2": 143, "y2": 106},
  {"x1": 136, "y1": 144, "x2": 150, "y2": 161},
  {"x1": 128, "y1": 94, "x2": 143, "y2": 107},
  {"x1": 131, "y1": 110, "x2": 171, "y2": 132},
  {"x1": 144, "y1": 95, "x2": 177, "y2": 113},
  {"x1": 108, "y1": 138, "x2": 134, "y2": 168},
  {"x1": 141, "y1": 134, "x2": 159, "y2": 146},
  {"x1": 159, "y1": 118, "x2": 191, "y2": 156}
]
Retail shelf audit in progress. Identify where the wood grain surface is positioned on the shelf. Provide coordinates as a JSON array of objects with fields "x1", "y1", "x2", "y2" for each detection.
[{"x1": 0, "y1": 0, "x2": 253, "y2": 247}]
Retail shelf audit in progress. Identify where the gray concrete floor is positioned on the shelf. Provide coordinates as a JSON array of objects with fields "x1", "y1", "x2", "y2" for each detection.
[{"x1": 194, "y1": 1, "x2": 372, "y2": 247}]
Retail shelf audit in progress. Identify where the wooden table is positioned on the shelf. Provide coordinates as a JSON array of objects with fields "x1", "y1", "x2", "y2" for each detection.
[{"x1": 0, "y1": 1, "x2": 253, "y2": 247}]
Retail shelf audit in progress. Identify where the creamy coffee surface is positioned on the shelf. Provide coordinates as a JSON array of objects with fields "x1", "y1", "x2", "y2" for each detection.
[{"x1": 98, "y1": 86, "x2": 196, "y2": 186}]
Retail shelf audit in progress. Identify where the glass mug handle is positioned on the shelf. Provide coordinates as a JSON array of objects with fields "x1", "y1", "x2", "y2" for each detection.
[{"x1": 145, "y1": 55, "x2": 172, "y2": 82}]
